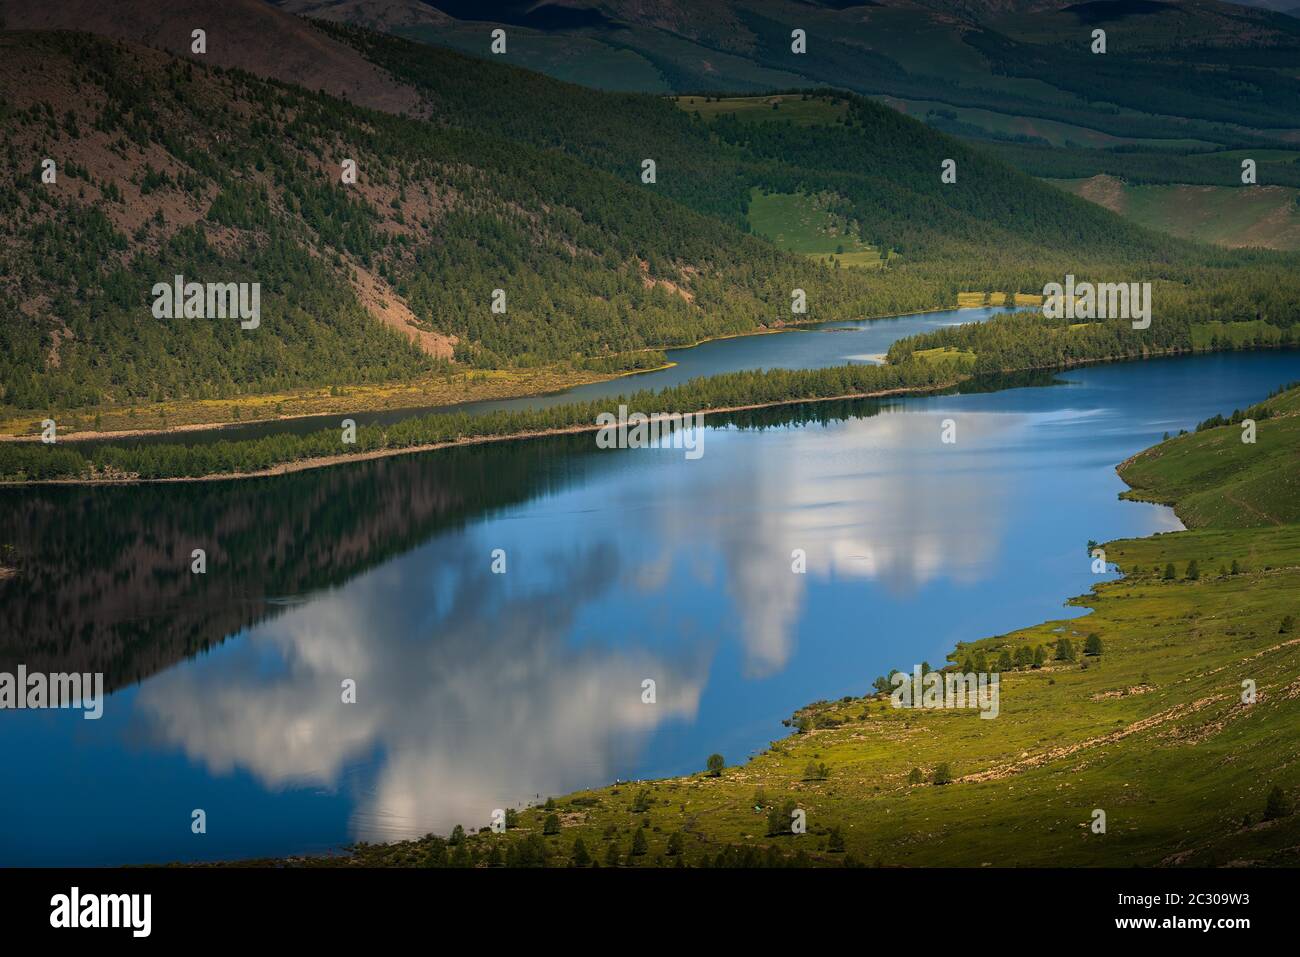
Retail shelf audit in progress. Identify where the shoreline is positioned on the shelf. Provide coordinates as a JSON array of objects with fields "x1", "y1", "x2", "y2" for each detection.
[
  {"x1": 0, "y1": 303, "x2": 998, "y2": 444},
  {"x1": 5, "y1": 343, "x2": 1290, "y2": 487},
  {"x1": 0, "y1": 380, "x2": 963, "y2": 486},
  {"x1": 113, "y1": 374, "x2": 1300, "y2": 866},
  {"x1": 0, "y1": 361, "x2": 677, "y2": 445},
  {"x1": 331, "y1": 387, "x2": 1300, "y2": 865}
]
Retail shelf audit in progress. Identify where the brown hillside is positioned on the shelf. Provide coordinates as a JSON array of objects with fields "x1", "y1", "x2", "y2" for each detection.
[
  {"x1": 0, "y1": 30, "x2": 456, "y2": 368},
  {"x1": 0, "y1": 0, "x2": 423, "y2": 116}
]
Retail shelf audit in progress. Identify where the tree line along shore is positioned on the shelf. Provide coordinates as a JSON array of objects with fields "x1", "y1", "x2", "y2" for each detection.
[{"x1": 5, "y1": 308, "x2": 1299, "y2": 484}]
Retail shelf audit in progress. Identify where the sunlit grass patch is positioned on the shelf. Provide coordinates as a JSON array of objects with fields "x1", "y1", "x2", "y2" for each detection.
[
  {"x1": 956, "y1": 291, "x2": 1042, "y2": 308},
  {"x1": 913, "y1": 346, "x2": 977, "y2": 369}
]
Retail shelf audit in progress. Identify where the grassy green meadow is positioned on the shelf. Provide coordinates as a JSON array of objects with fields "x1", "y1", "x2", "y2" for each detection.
[{"x1": 744, "y1": 188, "x2": 884, "y2": 268}]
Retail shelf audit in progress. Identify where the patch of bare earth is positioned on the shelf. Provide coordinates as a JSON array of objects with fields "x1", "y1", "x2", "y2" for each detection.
[
  {"x1": 1, "y1": 39, "x2": 215, "y2": 246},
  {"x1": 348, "y1": 262, "x2": 455, "y2": 359},
  {"x1": 1072, "y1": 174, "x2": 1127, "y2": 214},
  {"x1": 637, "y1": 259, "x2": 695, "y2": 303},
  {"x1": 1090, "y1": 684, "x2": 1155, "y2": 701}
]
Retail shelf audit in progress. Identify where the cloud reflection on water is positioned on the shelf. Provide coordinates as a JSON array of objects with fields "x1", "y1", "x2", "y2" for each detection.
[
  {"x1": 133, "y1": 409, "x2": 1025, "y2": 839},
  {"x1": 652, "y1": 411, "x2": 1020, "y2": 675},
  {"x1": 136, "y1": 537, "x2": 708, "y2": 840}
]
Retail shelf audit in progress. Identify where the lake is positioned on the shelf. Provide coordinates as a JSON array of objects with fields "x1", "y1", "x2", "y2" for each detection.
[{"x1": 3, "y1": 314, "x2": 1299, "y2": 864}]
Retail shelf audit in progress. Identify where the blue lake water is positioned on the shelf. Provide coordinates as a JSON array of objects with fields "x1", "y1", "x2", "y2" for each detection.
[{"x1": 3, "y1": 322, "x2": 1299, "y2": 864}]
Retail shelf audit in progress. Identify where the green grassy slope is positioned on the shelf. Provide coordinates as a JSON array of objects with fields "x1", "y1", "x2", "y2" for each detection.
[
  {"x1": 1120, "y1": 385, "x2": 1300, "y2": 526},
  {"x1": 318, "y1": 383, "x2": 1300, "y2": 868},
  {"x1": 675, "y1": 92, "x2": 848, "y2": 126},
  {"x1": 744, "y1": 188, "x2": 884, "y2": 267}
]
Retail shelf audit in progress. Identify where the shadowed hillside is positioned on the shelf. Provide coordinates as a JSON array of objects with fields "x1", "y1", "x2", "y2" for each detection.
[
  {"x1": 0, "y1": 434, "x2": 608, "y2": 690},
  {"x1": 291, "y1": 0, "x2": 1300, "y2": 249},
  {"x1": 0, "y1": 0, "x2": 424, "y2": 114}
]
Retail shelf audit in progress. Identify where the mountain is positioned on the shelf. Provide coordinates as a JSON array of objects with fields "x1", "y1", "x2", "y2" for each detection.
[
  {"x1": 276, "y1": 0, "x2": 1300, "y2": 133},
  {"x1": 277, "y1": 0, "x2": 1300, "y2": 248},
  {"x1": 327, "y1": 21, "x2": 1169, "y2": 257},
  {"x1": 0, "y1": 1, "x2": 1292, "y2": 423}
]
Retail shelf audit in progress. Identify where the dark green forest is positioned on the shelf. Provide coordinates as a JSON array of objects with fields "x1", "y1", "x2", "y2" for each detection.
[
  {"x1": 963, "y1": 26, "x2": 1300, "y2": 132},
  {"x1": 10, "y1": 280, "x2": 1300, "y2": 484},
  {"x1": 328, "y1": 24, "x2": 1195, "y2": 262},
  {"x1": 0, "y1": 358, "x2": 968, "y2": 481},
  {"x1": 886, "y1": 289, "x2": 1300, "y2": 373}
]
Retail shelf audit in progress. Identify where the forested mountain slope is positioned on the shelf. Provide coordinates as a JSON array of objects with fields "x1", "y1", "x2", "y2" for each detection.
[
  {"x1": 328, "y1": 23, "x2": 1178, "y2": 263},
  {"x1": 285, "y1": 0, "x2": 1300, "y2": 141},
  {"x1": 314, "y1": 6, "x2": 1300, "y2": 254},
  {"x1": 330, "y1": 22, "x2": 1300, "y2": 309},
  {"x1": 0, "y1": 29, "x2": 870, "y2": 412},
  {"x1": 295, "y1": 0, "x2": 1300, "y2": 249}
]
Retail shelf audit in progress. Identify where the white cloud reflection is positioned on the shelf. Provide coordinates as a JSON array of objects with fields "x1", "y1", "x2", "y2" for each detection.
[
  {"x1": 135, "y1": 539, "x2": 707, "y2": 842},
  {"x1": 651, "y1": 410, "x2": 1022, "y2": 676}
]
